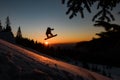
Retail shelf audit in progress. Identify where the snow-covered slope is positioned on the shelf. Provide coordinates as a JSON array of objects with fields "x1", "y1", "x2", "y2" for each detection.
[{"x1": 0, "y1": 39, "x2": 112, "y2": 80}]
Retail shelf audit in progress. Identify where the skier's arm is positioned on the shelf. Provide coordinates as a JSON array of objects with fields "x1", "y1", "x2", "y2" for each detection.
[{"x1": 51, "y1": 28, "x2": 54, "y2": 30}]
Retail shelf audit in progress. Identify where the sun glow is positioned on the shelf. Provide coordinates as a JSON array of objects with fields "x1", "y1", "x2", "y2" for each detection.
[{"x1": 45, "y1": 41, "x2": 49, "y2": 45}]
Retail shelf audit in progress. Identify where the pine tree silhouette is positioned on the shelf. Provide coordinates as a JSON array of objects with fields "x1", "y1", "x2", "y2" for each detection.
[
  {"x1": 5, "y1": 16, "x2": 11, "y2": 32},
  {"x1": 0, "y1": 20, "x2": 2, "y2": 32},
  {"x1": 16, "y1": 26, "x2": 22, "y2": 38},
  {"x1": 62, "y1": 0, "x2": 120, "y2": 22}
]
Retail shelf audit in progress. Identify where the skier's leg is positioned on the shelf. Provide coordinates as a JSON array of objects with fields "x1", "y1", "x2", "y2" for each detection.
[
  {"x1": 50, "y1": 33, "x2": 53, "y2": 37},
  {"x1": 46, "y1": 33, "x2": 49, "y2": 38}
]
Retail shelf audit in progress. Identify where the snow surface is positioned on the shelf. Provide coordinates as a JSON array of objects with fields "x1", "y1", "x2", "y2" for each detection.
[{"x1": 0, "y1": 39, "x2": 113, "y2": 80}]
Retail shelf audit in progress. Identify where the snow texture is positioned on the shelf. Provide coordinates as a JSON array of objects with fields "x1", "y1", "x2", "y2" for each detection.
[{"x1": 0, "y1": 39, "x2": 114, "y2": 80}]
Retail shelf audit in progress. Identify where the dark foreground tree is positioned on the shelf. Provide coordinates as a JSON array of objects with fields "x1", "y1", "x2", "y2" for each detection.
[{"x1": 62, "y1": 0, "x2": 120, "y2": 22}]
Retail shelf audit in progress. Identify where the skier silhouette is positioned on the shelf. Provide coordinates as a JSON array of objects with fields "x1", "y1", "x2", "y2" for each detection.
[{"x1": 46, "y1": 27, "x2": 54, "y2": 38}]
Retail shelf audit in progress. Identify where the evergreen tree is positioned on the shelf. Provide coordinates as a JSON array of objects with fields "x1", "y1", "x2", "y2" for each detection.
[
  {"x1": 0, "y1": 20, "x2": 2, "y2": 32},
  {"x1": 5, "y1": 16, "x2": 11, "y2": 32},
  {"x1": 16, "y1": 26, "x2": 22, "y2": 38},
  {"x1": 62, "y1": 0, "x2": 120, "y2": 22}
]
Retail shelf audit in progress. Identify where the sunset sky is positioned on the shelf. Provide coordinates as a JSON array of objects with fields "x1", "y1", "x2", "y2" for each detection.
[{"x1": 0, "y1": 0, "x2": 120, "y2": 44}]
